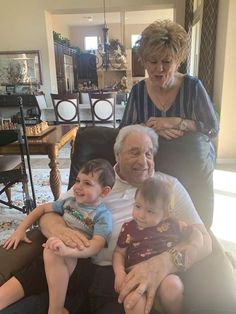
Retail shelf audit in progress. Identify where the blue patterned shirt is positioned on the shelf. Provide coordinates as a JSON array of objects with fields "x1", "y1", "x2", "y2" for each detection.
[{"x1": 120, "y1": 74, "x2": 219, "y2": 137}]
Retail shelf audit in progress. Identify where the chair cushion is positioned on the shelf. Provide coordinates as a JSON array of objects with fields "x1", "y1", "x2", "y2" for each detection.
[
  {"x1": 0, "y1": 155, "x2": 21, "y2": 172},
  {"x1": 68, "y1": 126, "x2": 118, "y2": 189}
]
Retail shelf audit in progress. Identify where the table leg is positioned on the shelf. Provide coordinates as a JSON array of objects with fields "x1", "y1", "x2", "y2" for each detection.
[{"x1": 48, "y1": 146, "x2": 61, "y2": 200}]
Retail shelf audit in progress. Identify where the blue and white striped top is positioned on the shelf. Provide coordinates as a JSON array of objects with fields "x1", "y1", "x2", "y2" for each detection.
[{"x1": 120, "y1": 74, "x2": 219, "y2": 137}]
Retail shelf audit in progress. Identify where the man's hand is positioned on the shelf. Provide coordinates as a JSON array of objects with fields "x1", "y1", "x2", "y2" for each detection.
[
  {"x1": 119, "y1": 252, "x2": 173, "y2": 314},
  {"x1": 39, "y1": 212, "x2": 89, "y2": 249},
  {"x1": 57, "y1": 227, "x2": 90, "y2": 250}
]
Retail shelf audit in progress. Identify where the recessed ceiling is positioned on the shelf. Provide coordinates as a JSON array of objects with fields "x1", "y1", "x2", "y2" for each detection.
[{"x1": 53, "y1": 8, "x2": 173, "y2": 27}]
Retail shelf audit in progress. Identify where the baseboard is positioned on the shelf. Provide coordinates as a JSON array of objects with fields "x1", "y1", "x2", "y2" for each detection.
[{"x1": 216, "y1": 158, "x2": 236, "y2": 165}]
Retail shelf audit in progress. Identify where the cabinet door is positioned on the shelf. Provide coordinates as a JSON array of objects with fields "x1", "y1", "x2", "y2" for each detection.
[
  {"x1": 54, "y1": 42, "x2": 65, "y2": 78},
  {"x1": 77, "y1": 53, "x2": 98, "y2": 85},
  {"x1": 132, "y1": 49, "x2": 145, "y2": 77}
]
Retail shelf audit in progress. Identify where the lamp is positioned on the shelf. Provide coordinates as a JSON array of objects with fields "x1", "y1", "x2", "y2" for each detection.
[
  {"x1": 102, "y1": 0, "x2": 109, "y2": 70},
  {"x1": 96, "y1": 0, "x2": 127, "y2": 71}
]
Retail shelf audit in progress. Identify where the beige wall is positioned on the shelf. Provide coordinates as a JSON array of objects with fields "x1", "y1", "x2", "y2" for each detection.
[
  {"x1": 0, "y1": 0, "x2": 180, "y2": 105},
  {"x1": 214, "y1": 0, "x2": 236, "y2": 161}
]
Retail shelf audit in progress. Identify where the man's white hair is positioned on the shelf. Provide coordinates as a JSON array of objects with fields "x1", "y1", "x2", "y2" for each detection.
[{"x1": 114, "y1": 125, "x2": 159, "y2": 155}]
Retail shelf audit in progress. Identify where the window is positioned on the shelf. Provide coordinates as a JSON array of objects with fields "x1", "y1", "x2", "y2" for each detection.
[
  {"x1": 84, "y1": 36, "x2": 98, "y2": 51},
  {"x1": 131, "y1": 34, "x2": 141, "y2": 48}
]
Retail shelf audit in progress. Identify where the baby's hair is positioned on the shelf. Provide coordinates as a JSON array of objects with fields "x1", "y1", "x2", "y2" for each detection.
[
  {"x1": 135, "y1": 176, "x2": 173, "y2": 211},
  {"x1": 80, "y1": 158, "x2": 115, "y2": 188}
]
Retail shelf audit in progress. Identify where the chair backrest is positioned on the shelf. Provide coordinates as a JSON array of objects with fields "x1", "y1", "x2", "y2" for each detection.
[
  {"x1": 50, "y1": 93, "x2": 80, "y2": 124},
  {"x1": 0, "y1": 129, "x2": 18, "y2": 147},
  {"x1": 89, "y1": 91, "x2": 117, "y2": 128},
  {"x1": 35, "y1": 92, "x2": 47, "y2": 111}
]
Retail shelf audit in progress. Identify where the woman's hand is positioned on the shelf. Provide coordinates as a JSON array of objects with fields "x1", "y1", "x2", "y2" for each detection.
[
  {"x1": 146, "y1": 117, "x2": 184, "y2": 139},
  {"x1": 3, "y1": 227, "x2": 32, "y2": 250},
  {"x1": 158, "y1": 128, "x2": 184, "y2": 140},
  {"x1": 146, "y1": 117, "x2": 181, "y2": 131},
  {"x1": 118, "y1": 252, "x2": 173, "y2": 314}
]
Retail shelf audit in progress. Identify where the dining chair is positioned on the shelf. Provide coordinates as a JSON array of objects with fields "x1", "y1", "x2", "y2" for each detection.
[
  {"x1": 0, "y1": 129, "x2": 35, "y2": 214},
  {"x1": 50, "y1": 93, "x2": 80, "y2": 124},
  {"x1": 89, "y1": 91, "x2": 117, "y2": 128}
]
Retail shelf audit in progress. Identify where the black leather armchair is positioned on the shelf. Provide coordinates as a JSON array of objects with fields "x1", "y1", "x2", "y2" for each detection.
[{"x1": 68, "y1": 126, "x2": 236, "y2": 314}]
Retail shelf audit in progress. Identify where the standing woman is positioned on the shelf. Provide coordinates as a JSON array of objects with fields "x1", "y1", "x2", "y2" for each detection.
[
  {"x1": 120, "y1": 19, "x2": 219, "y2": 145},
  {"x1": 120, "y1": 20, "x2": 219, "y2": 227}
]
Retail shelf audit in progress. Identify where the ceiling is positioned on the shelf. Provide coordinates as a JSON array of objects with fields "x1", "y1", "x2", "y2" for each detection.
[{"x1": 53, "y1": 8, "x2": 173, "y2": 26}]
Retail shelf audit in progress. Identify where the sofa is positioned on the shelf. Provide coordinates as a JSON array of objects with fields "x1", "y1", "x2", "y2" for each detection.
[{"x1": 0, "y1": 126, "x2": 236, "y2": 314}]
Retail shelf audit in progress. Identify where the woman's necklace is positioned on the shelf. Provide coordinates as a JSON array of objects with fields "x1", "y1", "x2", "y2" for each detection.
[{"x1": 146, "y1": 78, "x2": 177, "y2": 117}]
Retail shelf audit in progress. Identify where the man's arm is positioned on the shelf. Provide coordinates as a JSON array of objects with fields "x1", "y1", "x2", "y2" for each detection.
[
  {"x1": 44, "y1": 235, "x2": 105, "y2": 258},
  {"x1": 39, "y1": 212, "x2": 89, "y2": 249}
]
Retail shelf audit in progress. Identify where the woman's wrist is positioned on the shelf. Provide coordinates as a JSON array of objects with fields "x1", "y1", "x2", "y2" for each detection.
[{"x1": 178, "y1": 118, "x2": 197, "y2": 132}]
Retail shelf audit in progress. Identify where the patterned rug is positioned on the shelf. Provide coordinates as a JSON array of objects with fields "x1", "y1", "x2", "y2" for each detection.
[{"x1": 0, "y1": 168, "x2": 70, "y2": 246}]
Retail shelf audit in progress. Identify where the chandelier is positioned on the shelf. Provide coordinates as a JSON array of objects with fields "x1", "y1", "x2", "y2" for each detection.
[{"x1": 96, "y1": 0, "x2": 127, "y2": 71}]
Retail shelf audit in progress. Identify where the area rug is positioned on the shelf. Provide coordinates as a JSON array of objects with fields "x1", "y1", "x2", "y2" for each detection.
[{"x1": 0, "y1": 168, "x2": 70, "y2": 246}]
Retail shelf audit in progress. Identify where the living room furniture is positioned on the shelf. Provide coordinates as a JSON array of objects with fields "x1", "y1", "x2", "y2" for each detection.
[
  {"x1": 0, "y1": 129, "x2": 34, "y2": 213},
  {"x1": 0, "y1": 124, "x2": 78, "y2": 200},
  {"x1": 0, "y1": 94, "x2": 41, "y2": 124},
  {"x1": 54, "y1": 41, "x2": 77, "y2": 94},
  {"x1": 0, "y1": 126, "x2": 235, "y2": 314},
  {"x1": 50, "y1": 93, "x2": 80, "y2": 124},
  {"x1": 89, "y1": 91, "x2": 117, "y2": 127}
]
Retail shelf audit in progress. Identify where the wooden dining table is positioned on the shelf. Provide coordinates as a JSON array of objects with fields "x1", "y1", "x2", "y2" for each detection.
[{"x1": 0, "y1": 124, "x2": 78, "y2": 200}]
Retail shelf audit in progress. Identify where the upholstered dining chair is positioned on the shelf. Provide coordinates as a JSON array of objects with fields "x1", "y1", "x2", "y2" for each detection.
[
  {"x1": 50, "y1": 93, "x2": 80, "y2": 124},
  {"x1": 89, "y1": 91, "x2": 117, "y2": 128},
  {"x1": 0, "y1": 129, "x2": 34, "y2": 213}
]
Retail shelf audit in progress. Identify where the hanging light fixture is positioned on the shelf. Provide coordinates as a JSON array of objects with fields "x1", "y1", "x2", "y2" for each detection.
[
  {"x1": 96, "y1": 0, "x2": 127, "y2": 71},
  {"x1": 102, "y1": 0, "x2": 109, "y2": 70}
]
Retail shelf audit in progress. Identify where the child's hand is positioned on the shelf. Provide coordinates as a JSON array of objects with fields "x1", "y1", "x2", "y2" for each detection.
[
  {"x1": 3, "y1": 228, "x2": 32, "y2": 250},
  {"x1": 43, "y1": 237, "x2": 68, "y2": 256},
  {"x1": 114, "y1": 271, "x2": 127, "y2": 293}
]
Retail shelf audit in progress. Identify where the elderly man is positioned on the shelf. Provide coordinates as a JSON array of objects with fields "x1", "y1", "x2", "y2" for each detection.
[{"x1": 1, "y1": 125, "x2": 234, "y2": 314}]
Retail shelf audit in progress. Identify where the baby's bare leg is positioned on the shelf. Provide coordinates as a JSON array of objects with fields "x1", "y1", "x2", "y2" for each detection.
[
  {"x1": 124, "y1": 291, "x2": 146, "y2": 314},
  {"x1": 159, "y1": 274, "x2": 184, "y2": 314},
  {"x1": 0, "y1": 276, "x2": 25, "y2": 310},
  {"x1": 43, "y1": 247, "x2": 77, "y2": 314}
]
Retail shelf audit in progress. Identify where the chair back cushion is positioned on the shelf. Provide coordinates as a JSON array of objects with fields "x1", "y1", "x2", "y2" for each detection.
[
  {"x1": 155, "y1": 132, "x2": 214, "y2": 228},
  {"x1": 68, "y1": 126, "x2": 118, "y2": 189},
  {"x1": 50, "y1": 93, "x2": 80, "y2": 124}
]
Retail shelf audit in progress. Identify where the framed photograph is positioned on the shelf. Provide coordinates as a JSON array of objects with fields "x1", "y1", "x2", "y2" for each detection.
[
  {"x1": 0, "y1": 50, "x2": 42, "y2": 85},
  {"x1": 6, "y1": 85, "x2": 15, "y2": 94}
]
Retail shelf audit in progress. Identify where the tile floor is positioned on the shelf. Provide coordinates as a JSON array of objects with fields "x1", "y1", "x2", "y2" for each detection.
[{"x1": 29, "y1": 143, "x2": 236, "y2": 253}]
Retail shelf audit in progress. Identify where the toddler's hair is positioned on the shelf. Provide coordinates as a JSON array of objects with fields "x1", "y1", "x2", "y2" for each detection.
[
  {"x1": 135, "y1": 176, "x2": 173, "y2": 211},
  {"x1": 80, "y1": 158, "x2": 115, "y2": 188}
]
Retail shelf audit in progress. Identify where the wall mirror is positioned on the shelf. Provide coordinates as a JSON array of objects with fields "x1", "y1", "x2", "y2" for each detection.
[{"x1": 0, "y1": 50, "x2": 42, "y2": 85}]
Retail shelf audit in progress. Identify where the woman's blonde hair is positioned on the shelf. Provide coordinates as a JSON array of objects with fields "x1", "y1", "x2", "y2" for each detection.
[{"x1": 137, "y1": 19, "x2": 189, "y2": 65}]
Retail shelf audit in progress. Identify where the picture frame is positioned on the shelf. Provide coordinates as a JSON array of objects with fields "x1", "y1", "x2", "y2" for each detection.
[
  {"x1": 0, "y1": 50, "x2": 42, "y2": 85},
  {"x1": 5, "y1": 85, "x2": 15, "y2": 94}
]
